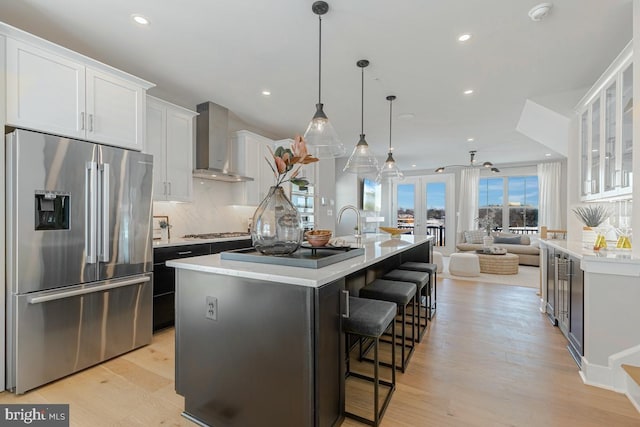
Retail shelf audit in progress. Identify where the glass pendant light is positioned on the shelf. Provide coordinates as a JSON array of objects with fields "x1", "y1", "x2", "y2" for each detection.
[
  {"x1": 377, "y1": 95, "x2": 404, "y2": 182},
  {"x1": 343, "y1": 59, "x2": 379, "y2": 174},
  {"x1": 303, "y1": 1, "x2": 345, "y2": 159}
]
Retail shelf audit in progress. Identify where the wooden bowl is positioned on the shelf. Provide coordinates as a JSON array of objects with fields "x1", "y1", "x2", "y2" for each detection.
[
  {"x1": 305, "y1": 229, "x2": 332, "y2": 247},
  {"x1": 379, "y1": 226, "x2": 411, "y2": 237}
]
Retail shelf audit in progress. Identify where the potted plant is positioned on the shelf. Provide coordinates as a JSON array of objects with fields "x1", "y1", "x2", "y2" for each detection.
[
  {"x1": 159, "y1": 219, "x2": 172, "y2": 240},
  {"x1": 475, "y1": 212, "x2": 498, "y2": 246},
  {"x1": 572, "y1": 205, "x2": 610, "y2": 248}
]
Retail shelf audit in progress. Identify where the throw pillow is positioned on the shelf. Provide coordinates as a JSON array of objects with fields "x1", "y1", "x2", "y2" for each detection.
[
  {"x1": 493, "y1": 236, "x2": 522, "y2": 245},
  {"x1": 464, "y1": 229, "x2": 486, "y2": 244}
]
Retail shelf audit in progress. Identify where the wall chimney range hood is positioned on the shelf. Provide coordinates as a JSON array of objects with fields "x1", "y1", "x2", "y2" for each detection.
[{"x1": 193, "y1": 101, "x2": 253, "y2": 182}]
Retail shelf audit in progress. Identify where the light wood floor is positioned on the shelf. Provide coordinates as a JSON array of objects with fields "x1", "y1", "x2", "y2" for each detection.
[{"x1": 2, "y1": 277, "x2": 640, "y2": 426}]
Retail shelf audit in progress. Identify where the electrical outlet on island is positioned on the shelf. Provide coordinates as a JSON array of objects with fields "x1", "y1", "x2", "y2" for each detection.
[{"x1": 206, "y1": 296, "x2": 217, "y2": 321}]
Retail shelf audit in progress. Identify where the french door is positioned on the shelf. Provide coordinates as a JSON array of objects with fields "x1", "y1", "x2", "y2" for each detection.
[{"x1": 392, "y1": 174, "x2": 455, "y2": 253}]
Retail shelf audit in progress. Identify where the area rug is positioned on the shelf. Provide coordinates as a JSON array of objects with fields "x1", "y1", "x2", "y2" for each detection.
[{"x1": 441, "y1": 256, "x2": 540, "y2": 289}]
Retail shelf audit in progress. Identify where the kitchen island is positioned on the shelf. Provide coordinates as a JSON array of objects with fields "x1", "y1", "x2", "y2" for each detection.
[{"x1": 167, "y1": 234, "x2": 432, "y2": 427}]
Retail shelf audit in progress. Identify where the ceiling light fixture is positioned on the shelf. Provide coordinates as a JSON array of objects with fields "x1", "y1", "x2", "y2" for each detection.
[
  {"x1": 528, "y1": 3, "x2": 553, "y2": 21},
  {"x1": 458, "y1": 33, "x2": 472, "y2": 42},
  {"x1": 131, "y1": 14, "x2": 150, "y2": 25},
  {"x1": 261, "y1": 90, "x2": 271, "y2": 96},
  {"x1": 467, "y1": 137, "x2": 474, "y2": 142},
  {"x1": 343, "y1": 59, "x2": 379, "y2": 175},
  {"x1": 463, "y1": 89, "x2": 474, "y2": 95},
  {"x1": 303, "y1": 1, "x2": 345, "y2": 159},
  {"x1": 435, "y1": 150, "x2": 500, "y2": 174},
  {"x1": 377, "y1": 95, "x2": 404, "y2": 182}
]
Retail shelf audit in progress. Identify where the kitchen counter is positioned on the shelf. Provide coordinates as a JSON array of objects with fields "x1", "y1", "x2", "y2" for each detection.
[
  {"x1": 152, "y1": 235, "x2": 250, "y2": 248},
  {"x1": 170, "y1": 234, "x2": 432, "y2": 427},
  {"x1": 167, "y1": 234, "x2": 431, "y2": 287},
  {"x1": 540, "y1": 239, "x2": 640, "y2": 275}
]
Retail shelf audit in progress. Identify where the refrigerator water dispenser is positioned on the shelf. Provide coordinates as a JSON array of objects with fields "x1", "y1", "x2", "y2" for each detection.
[{"x1": 34, "y1": 191, "x2": 70, "y2": 230}]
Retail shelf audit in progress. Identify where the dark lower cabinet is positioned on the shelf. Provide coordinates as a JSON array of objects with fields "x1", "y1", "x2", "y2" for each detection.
[
  {"x1": 567, "y1": 255, "x2": 584, "y2": 366},
  {"x1": 546, "y1": 248, "x2": 557, "y2": 325},
  {"x1": 544, "y1": 246, "x2": 584, "y2": 367},
  {"x1": 152, "y1": 239, "x2": 252, "y2": 332}
]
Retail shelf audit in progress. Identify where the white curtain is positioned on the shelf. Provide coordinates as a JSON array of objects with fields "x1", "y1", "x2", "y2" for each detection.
[
  {"x1": 537, "y1": 162, "x2": 563, "y2": 229},
  {"x1": 457, "y1": 167, "x2": 480, "y2": 234}
]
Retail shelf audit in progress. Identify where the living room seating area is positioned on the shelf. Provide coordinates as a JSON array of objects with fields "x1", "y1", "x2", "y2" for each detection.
[{"x1": 455, "y1": 230, "x2": 541, "y2": 266}]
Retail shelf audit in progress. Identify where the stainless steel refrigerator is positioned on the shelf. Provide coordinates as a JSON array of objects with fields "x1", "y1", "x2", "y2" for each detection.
[{"x1": 5, "y1": 128, "x2": 154, "y2": 394}]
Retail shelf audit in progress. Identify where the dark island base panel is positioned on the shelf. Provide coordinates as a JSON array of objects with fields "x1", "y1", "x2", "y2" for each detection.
[
  {"x1": 174, "y1": 238, "x2": 431, "y2": 427},
  {"x1": 152, "y1": 239, "x2": 252, "y2": 332}
]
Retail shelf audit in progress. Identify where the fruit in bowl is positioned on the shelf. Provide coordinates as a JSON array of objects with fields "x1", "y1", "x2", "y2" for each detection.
[
  {"x1": 379, "y1": 226, "x2": 411, "y2": 237},
  {"x1": 305, "y1": 229, "x2": 332, "y2": 247}
]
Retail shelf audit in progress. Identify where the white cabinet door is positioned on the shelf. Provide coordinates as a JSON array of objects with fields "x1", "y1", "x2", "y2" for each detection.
[
  {"x1": 165, "y1": 108, "x2": 194, "y2": 202},
  {"x1": 146, "y1": 99, "x2": 167, "y2": 200},
  {"x1": 86, "y1": 67, "x2": 145, "y2": 150},
  {"x1": 145, "y1": 96, "x2": 195, "y2": 202},
  {"x1": 235, "y1": 131, "x2": 274, "y2": 205},
  {"x1": 6, "y1": 38, "x2": 85, "y2": 138}
]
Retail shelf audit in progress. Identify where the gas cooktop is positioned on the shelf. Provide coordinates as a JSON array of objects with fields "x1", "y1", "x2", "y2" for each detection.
[{"x1": 183, "y1": 232, "x2": 251, "y2": 239}]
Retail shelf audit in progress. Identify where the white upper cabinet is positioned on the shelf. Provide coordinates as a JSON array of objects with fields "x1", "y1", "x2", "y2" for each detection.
[
  {"x1": 577, "y1": 41, "x2": 633, "y2": 201},
  {"x1": 146, "y1": 96, "x2": 197, "y2": 202},
  {"x1": 85, "y1": 67, "x2": 145, "y2": 150},
  {"x1": 5, "y1": 36, "x2": 152, "y2": 151},
  {"x1": 6, "y1": 38, "x2": 85, "y2": 139},
  {"x1": 233, "y1": 130, "x2": 275, "y2": 205}
]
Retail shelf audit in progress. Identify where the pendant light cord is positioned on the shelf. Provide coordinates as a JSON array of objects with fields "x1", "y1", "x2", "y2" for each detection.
[
  {"x1": 361, "y1": 65, "x2": 364, "y2": 134},
  {"x1": 318, "y1": 14, "x2": 322, "y2": 104},
  {"x1": 388, "y1": 98, "x2": 393, "y2": 152}
]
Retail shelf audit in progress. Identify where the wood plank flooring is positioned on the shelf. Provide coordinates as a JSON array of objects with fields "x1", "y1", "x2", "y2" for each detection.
[{"x1": 1, "y1": 277, "x2": 639, "y2": 426}]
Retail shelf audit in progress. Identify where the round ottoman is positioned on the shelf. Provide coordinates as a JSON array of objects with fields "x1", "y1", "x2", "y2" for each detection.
[
  {"x1": 449, "y1": 253, "x2": 480, "y2": 277},
  {"x1": 432, "y1": 251, "x2": 444, "y2": 274}
]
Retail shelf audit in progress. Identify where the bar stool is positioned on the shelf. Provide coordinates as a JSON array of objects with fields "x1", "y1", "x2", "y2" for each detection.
[
  {"x1": 382, "y1": 269, "x2": 430, "y2": 342},
  {"x1": 343, "y1": 296, "x2": 397, "y2": 427},
  {"x1": 359, "y1": 279, "x2": 416, "y2": 372},
  {"x1": 398, "y1": 262, "x2": 437, "y2": 320}
]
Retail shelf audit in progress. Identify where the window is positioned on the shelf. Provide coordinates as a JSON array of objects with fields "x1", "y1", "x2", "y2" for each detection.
[
  {"x1": 478, "y1": 177, "x2": 503, "y2": 230},
  {"x1": 479, "y1": 176, "x2": 538, "y2": 233}
]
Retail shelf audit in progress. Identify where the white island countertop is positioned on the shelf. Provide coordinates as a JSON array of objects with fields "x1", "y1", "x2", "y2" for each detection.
[
  {"x1": 166, "y1": 234, "x2": 432, "y2": 288},
  {"x1": 153, "y1": 235, "x2": 251, "y2": 248}
]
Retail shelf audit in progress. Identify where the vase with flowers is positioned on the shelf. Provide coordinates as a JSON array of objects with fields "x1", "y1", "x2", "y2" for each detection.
[
  {"x1": 252, "y1": 135, "x2": 319, "y2": 255},
  {"x1": 475, "y1": 212, "x2": 498, "y2": 246}
]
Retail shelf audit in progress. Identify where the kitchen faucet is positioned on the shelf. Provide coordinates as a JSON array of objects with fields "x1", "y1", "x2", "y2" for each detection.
[{"x1": 337, "y1": 205, "x2": 362, "y2": 239}]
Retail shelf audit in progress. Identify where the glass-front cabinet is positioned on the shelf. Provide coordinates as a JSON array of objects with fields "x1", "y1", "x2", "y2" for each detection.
[{"x1": 578, "y1": 42, "x2": 632, "y2": 201}]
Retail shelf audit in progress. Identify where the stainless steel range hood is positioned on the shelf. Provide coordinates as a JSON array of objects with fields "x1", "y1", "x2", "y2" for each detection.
[{"x1": 193, "y1": 101, "x2": 253, "y2": 182}]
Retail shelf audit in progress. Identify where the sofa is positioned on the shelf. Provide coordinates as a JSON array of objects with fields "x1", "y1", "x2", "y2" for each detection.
[{"x1": 456, "y1": 230, "x2": 540, "y2": 266}]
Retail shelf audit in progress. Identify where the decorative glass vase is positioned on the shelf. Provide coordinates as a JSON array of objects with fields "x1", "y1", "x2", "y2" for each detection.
[{"x1": 251, "y1": 186, "x2": 303, "y2": 256}]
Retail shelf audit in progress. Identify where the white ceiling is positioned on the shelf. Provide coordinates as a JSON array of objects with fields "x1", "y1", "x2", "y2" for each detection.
[{"x1": 0, "y1": 0, "x2": 633, "y2": 171}]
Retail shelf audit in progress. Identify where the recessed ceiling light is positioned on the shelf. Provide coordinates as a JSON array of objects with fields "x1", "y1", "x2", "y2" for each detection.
[
  {"x1": 463, "y1": 89, "x2": 474, "y2": 95},
  {"x1": 545, "y1": 153, "x2": 551, "y2": 157},
  {"x1": 411, "y1": 164, "x2": 417, "y2": 168},
  {"x1": 261, "y1": 90, "x2": 271, "y2": 96},
  {"x1": 398, "y1": 113, "x2": 415, "y2": 120},
  {"x1": 131, "y1": 14, "x2": 150, "y2": 25},
  {"x1": 467, "y1": 137, "x2": 474, "y2": 142},
  {"x1": 458, "y1": 34, "x2": 472, "y2": 42},
  {"x1": 528, "y1": 3, "x2": 553, "y2": 21}
]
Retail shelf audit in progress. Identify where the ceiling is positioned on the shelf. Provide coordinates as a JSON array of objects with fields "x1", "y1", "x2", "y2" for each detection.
[{"x1": 0, "y1": 0, "x2": 633, "y2": 172}]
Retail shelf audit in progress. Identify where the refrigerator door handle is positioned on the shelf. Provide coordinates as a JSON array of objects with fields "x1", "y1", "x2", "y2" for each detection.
[
  {"x1": 27, "y1": 276, "x2": 151, "y2": 304},
  {"x1": 86, "y1": 161, "x2": 98, "y2": 264},
  {"x1": 100, "y1": 163, "x2": 110, "y2": 262}
]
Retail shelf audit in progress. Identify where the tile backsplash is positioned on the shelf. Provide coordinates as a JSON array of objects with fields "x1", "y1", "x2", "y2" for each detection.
[{"x1": 153, "y1": 178, "x2": 258, "y2": 238}]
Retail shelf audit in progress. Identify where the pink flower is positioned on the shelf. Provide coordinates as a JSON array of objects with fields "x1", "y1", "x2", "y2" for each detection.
[
  {"x1": 274, "y1": 156, "x2": 287, "y2": 174},
  {"x1": 292, "y1": 135, "x2": 308, "y2": 159}
]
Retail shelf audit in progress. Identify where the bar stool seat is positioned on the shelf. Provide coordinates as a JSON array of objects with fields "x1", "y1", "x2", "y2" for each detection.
[
  {"x1": 343, "y1": 296, "x2": 397, "y2": 427},
  {"x1": 359, "y1": 279, "x2": 416, "y2": 372},
  {"x1": 398, "y1": 262, "x2": 438, "y2": 320},
  {"x1": 382, "y1": 269, "x2": 430, "y2": 342}
]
